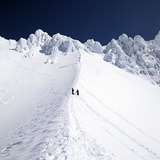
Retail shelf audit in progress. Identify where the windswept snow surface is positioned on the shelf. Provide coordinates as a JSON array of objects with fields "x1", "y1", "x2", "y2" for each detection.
[
  {"x1": 69, "y1": 51, "x2": 160, "y2": 160},
  {"x1": 0, "y1": 35, "x2": 160, "y2": 160}
]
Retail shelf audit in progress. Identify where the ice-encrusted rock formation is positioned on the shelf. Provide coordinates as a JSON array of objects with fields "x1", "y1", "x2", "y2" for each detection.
[
  {"x1": 42, "y1": 33, "x2": 86, "y2": 55},
  {"x1": 103, "y1": 33, "x2": 160, "y2": 84},
  {"x1": 15, "y1": 30, "x2": 87, "y2": 63},
  {"x1": 15, "y1": 30, "x2": 103, "y2": 55},
  {"x1": 15, "y1": 29, "x2": 51, "y2": 53},
  {"x1": 15, "y1": 30, "x2": 87, "y2": 54},
  {"x1": 84, "y1": 39, "x2": 103, "y2": 53}
]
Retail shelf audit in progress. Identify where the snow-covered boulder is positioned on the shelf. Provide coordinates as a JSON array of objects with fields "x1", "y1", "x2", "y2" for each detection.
[
  {"x1": 84, "y1": 39, "x2": 103, "y2": 53},
  {"x1": 15, "y1": 29, "x2": 51, "y2": 53},
  {"x1": 104, "y1": 39, "x2": 126, "y2": 68}
]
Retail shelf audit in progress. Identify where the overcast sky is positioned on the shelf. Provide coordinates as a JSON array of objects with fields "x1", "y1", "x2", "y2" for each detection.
[{"x1": 1, "y1": 0, "x2": 160, "y2": 45}]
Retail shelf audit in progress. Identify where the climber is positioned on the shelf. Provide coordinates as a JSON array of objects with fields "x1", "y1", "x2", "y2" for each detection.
[
  {"x1": 72, "y1": 88, "x2": 74, "y2": 95},
  {"x1": 76, "y1": 89, "x2": 79, "y2": 96}
]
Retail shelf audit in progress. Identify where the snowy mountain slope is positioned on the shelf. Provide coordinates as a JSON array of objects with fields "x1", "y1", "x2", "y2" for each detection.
[
  {"x1": 0, "y1": 30, "x2": 160, "y2": 160},
  {"x1": 68, "y1": 51, "x2": 160, "y2": 160}
]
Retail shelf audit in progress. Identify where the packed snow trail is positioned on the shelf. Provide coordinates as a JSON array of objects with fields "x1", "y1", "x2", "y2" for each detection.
[
  {"x1": 67, "y1": 51, "x2": 160, "y2": 160},
  {"x1": 0, "y1": 41, "x2": 80, "y2": 160}
]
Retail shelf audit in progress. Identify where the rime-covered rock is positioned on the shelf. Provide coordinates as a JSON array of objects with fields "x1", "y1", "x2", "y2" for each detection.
[
  {"x1": 84, "y1": 39, "x2": 103, "y2": 53},
  {"x1": 15, "y1": 38, "x2": 29, "y2": 53},
  {"x1": 103, "y1": 32, "x2": 160, "y2": 84},
  {"x1": 153, "y1": 31, "x2": 160, "y2": 47},
  {"x1": 15, "y1": 29, "x2": 51, "y2": 52},
  {"x1": 42, "y1": 33, "x2": 85, "y2": 56}
]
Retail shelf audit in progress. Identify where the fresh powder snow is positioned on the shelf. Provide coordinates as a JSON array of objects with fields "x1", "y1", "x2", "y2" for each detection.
[{"x1": 0, "y1": 30, "x2": 160, "y2": 160}]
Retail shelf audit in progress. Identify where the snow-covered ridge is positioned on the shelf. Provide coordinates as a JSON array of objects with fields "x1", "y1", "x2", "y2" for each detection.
[
  {"x1": 15, "y1": 29, "x2": 88, "y2": 63},
  {"x1": 14, "y1": 29, "x2": 160, "y2": 85},
  {"x1": 15, "y1": 29, "x2": 87, "y2": 54}
]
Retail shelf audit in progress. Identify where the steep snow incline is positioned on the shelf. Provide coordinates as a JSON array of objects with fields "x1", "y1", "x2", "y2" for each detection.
[
  {"x1": 0, "y1": 40, "x2": 80, "y2": 160},
  {"x1": 68, "y1": 51, "x2": 160, "y2": 160}
]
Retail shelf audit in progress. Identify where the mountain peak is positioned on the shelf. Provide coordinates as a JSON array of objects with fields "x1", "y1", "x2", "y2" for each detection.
[{"x1": 35, "y1": 29, "x2": 45, "y2": 36}]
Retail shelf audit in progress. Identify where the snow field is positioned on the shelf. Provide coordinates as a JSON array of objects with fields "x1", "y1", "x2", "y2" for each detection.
[
  {"x1": 68, "y1": 51, "x2": 160, "y2": 160},
  {"x1": 0, "y1": 37, "x2": 160, "y2": 160}
]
